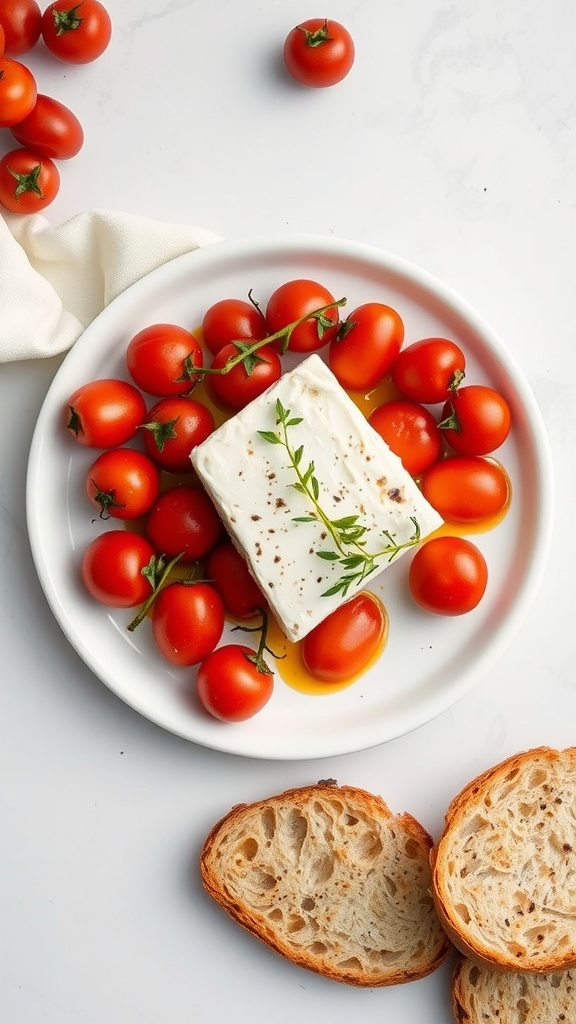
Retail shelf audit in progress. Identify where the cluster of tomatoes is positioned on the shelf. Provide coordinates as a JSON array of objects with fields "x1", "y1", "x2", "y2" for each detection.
[
  {"x1": 0, "y1": 0, "x2": 111, "y2": 213},
  {"x1": 64, "y1": 276, "x2": 512, "y2": 722}
]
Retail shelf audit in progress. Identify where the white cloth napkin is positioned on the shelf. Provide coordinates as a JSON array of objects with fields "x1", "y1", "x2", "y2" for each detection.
[{"x1": 0, "y1": 209, "x2": 221, "y2": 363}]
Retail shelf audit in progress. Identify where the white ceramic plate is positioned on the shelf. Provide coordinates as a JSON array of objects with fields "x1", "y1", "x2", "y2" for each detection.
[{"x1": 26, "y1": 234, "x2": 553, "y2": 760}]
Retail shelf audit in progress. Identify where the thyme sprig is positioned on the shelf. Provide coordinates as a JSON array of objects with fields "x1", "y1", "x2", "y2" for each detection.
[{"x1": 258, "y1": 400, "x2": 421, "y2": 597}]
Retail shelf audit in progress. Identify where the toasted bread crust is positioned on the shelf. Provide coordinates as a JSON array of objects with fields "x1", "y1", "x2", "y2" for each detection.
[
  {"x1": 201, "y1": 781, "x2": 451, "y2": 987},
  {"x1": 451, "y1": 954, "x2": 576, "y2": 1023},
  {"x1": 432, "y1": 747, "x2": 576, "y2": 973}
]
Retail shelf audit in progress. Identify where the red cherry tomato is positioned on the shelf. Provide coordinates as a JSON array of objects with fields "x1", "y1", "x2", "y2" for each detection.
[
  {"x1": 125, "y1": 323, "x2": 203, "y2": 397},
  {"x1": 0, "y1": 57, "x2": 36, "y2": 126},
  {"x1": 301, "y1": 592, "x2": 385, "y2": 683},
  {"x1": 145, "y1": 485, "x2": 222, "y2": 563},
  {"x1": 440, "y1": 385, "x2": 512, "y2": 456},
  {"x1": 391, "y1": 337, "x2": 466, "y2": 404},
  {"x1": 151, "y1": 581, "x2": 225, "y2": 667},
  {"x1": 85, "y1": 448, "x2": 161, "y2": 520},
  {"x1": 283, "y1": 18, "x2": 355, "y2": 88},
  {"x1": 201, "y1": 297, "x2": 268, "y2": 356},
  {"x1": 81, "y1": 531, "x2": 155, "y2": 608},
  {"x1": 420, "y1": 456, "x2": 510, "y2": 524},
  {"x1": 369, "y1": 399, "x2": 442, "y2": 476},
  {"x1": 0, "y1": 146, "x2": 59, "y2": 213},
  {"x1": 205, "y1": 539, "x2": 266, "y2": 620},
  {"x1": 409, "y1": 536, "x2": 488, "y2": 615},
  {"x1": 41, "y1": 0, "x2": 111, "y2": 64},
  {"x1": 142, "y1": 395, "x2": 215, "y2": 474},
  {"x1": 0, "y1": 0, "x2": 42, "y2": 55},
  {"x1": 329, "y1": 302, "x2": 404, "y2": 391},
  {"x1": 10, "y1": 93, "x2": 84, "y2": 158},
  {"x1": 66, "y1": 378, "x2": 147, "y2": 449},
  {"x1": 196, "y1": 644, "x2": 274, "y2": 722},
  {"x1": 265, "y1": 278, "x2": 340, "y2": 353},
  {"x1": 208, "y1": 342, "x2": 282, "y2": 411}
]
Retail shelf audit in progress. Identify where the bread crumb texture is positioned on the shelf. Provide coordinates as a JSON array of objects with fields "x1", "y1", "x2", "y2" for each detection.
[
  {"x1": 433, "y1": 747, "x2": 576, "y2": 973},
  {"x1": 452, "y1": 954, "x2": 576, "y2": 1023},
  {"x1": 200, "y1": 783, "x2": 451, "y2": 986}
]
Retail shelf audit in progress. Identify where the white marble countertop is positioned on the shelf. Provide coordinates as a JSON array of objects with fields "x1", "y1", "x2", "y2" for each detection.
[{"x1": 1, "y1": 1, "x2": 574, "y2": 1021}]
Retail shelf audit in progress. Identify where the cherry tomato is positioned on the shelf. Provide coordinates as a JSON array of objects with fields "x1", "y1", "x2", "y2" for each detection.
[
  {"x1": 0, "y1": 56, "x2": 36, "y2": 126},
  {"x1": 145, "y1": 485, "x2": 222, "y2": 563},
  {"x1": 329, "y1": 302, "x2": 404, "y2": 391},
  {"x1": 283, "y1": 18, "x2": 355, "y2": 88},
  {"x1": 440, "y1": 385, "x2": 512, "y2": 456},
  {"x1": 265, "y1": 278, "x2": 340, "y2": 353},
  {"x1": 391, "y1": 337, "x2": 466, "y2": 404},
  {"x1": 196, "y1": 644, "x2": 274, "y2": 722},
  {"x1": 0, "y1": 146, "x2": 59, "y2": 213},
  {"x1": 201, "y1": 297, "x2": 268, "y2": 357},
  {"x1": 301, "y1": 592, "x2": 385, "y2": 683},
  {"x1": 81, "y1": 531, "x2": 155, "y2": 608},
  {"x1": 420, "y1": 456, "x2": 510, "y2": 524},
  {"x1": 206, "y1": 539, "x2": 266, "y2": 620},
  {"x1": 126, "y1": 323, "x2": 203, "y2": 397},
  {"x1": 208, "y1": 342, "x2": 282, "y2": 411},
  {"x1": 86, "y1": 448, "x2": 160, "y2": 520},
  {"x1": 10, "y1": 93, "x2": 83, "y2": 158},
  {"x1": 141, "y1": 395, "x2": 215, "y2": 474},
  {"x1": 41, "y1": 0, "x2": 111, "y2": 64},
  {"x1": 369, "y1": 399, "x2": 442, "y2": 476},
  {"x1": 409, "y1": 536, "x2": 488, "y2": 615},
  {"x1": 151, "y1": 581, "x2": 225, "y2": 667},
  {"x1": 66, "y1": 378, "x2": 147, "y2": 449},
  {"x1": 0, "y1": 0, "x2": 42, "y2": 54}
]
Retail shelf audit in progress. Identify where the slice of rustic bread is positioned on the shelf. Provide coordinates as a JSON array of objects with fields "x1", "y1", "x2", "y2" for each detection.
[
  {"x1": 200, "y1": 780, "x2": 451, "y2": 986},
  {"x1": 451, "y1": 954, "x2": 576, "y2": 1023},
  {"x1": 431, "y1": 746, "x2": 576, "y2": 973}
]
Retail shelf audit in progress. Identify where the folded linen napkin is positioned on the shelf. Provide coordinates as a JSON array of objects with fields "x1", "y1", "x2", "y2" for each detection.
[{"x1": 0, "y1": 209, "x2": 221, "y2": 363}]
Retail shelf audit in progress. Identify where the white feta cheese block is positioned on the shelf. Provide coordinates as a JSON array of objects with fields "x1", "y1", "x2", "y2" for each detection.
[{"x1": 191, "y1": 354, "x2": 443, "y2": 642}]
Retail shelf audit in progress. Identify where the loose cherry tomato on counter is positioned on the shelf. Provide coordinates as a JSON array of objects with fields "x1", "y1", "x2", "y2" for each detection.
[
  {"x1": 0, "y1": 147, "x2": 59, "y2": 212},
  {"x1": 207, "y1": 341, "x2": 282, "y2": 411},
  {"x1": 85, "y1": 447, "x2": 161, "y2": 520},
  {"x1": 196, "y1": 643, "x2": 274, "y2": 722},
  {"x1": 0, "y1": 1, "x2": 41, "y2": 55},
  {"x1": 145, "y1": 485, "x2": 222, "y2": 563},
  {"x1": 151, "y1": 580, "x2": 225, "y2": 667},
  {"x1": 142, "y1": 395, "x2": 215, "y2": 474},
  {"x1": 439, "y1": 384, "x2": 511, "y2": 456},
  {"x1": 0, "y1": 57, "x2": 36, "y2": 126},
  {"x1": 66, "y1": 378, "x2": 147, "y2": 448},
  {"x1": 206, "y1": 539, "x2": 266, "y2": 620},
  {"x1": 10, "y1": 93, "x2": 84, "y2": 158},
  {"x1": 409, "y1": 536, "x2": 488, "y2": 615},
  {"x1": 41, "y1": 0, "x2": 111, "y2": 64},
  {"x1": 283, "y1": 18, "x2": 355, "y2": 88},
  {"x1": 302, "y1": 592, "x2": 385, "y2": 683},
  {"x1": 201, "y1": 296, "x2": 268, "y2": 356},
  {"x1": 369, "y1": 398, "x2": 442, "y2": 476},
  {"x1": 125, "y1": 323, "x2": 203, "y2": 397},
  {"x1": 329, "y1": 302, "x2": 404, "y2": 392},
  {"x1": 420, "y1": 455, "x2": 510, "y2": 524},
  {"x1": 391, "y1": 337, "x2": 466, "y2": 404},
  {"x1": 81, "y1": 531, "x2": 156, "y2": 608},
  {"x1": 265, "y1": 278, "x2": 340, "y2": 353}
]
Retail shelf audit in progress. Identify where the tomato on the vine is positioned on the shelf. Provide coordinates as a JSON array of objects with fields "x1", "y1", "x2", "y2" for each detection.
[
  {"x1": 283, "y1": 18, "x2": 355, "y2": 88},
  {"x1": 11, "y1": 93, "x2": 84, "y2": 158},
  {"x1": 145, "y1": 485, "x2": 222, "y2": 563},
  {"x1": 207, "y1": 342, "x2": 282, "y2": 411},
  {"x1": 151, "y1": 581, "x2": 225, "y2": 667},
  {"x1": 41, "y1": 0, "x2": 111, "y2": 64},
  {"x1": 201, "y1": 297, "x2": 268, "y2": 356},
  {"x1": 409, "y1": 536, "x2": 488, "y2": 615},
  {"x1": 420, "y1": 456, "x2": 510, "y2": 524},
  {"x1": 329, "y1": 302, "x2": 404, "y2": 391},
  {"x1": 86, "y1": 447, "x2": 161, "y2": 520},
  {"x1": 66, "y1": 378, "x2": 147, "y2": 448},
  {"x1": 142, "y1": 395, "x2": 215, "y2": 474},
  {"x1": 440, "y1": 385, "x2": 511, "y2": 456},
  {"x1": 196, "y1": 643, "x2": 274, "y2": 722},
  {"x1": 206, "y1": 539, "x2": 266, "y2": 620},
  {"x1": 265, "y1": 278, "x2": 340, "y2": 353},
  {"x1": 302, "y1": 592, "x2": 385, "y2": 683},
  {"x1": 0, "y1": 0, "x2": 42, "y2": 55},
  {"x1": 369, "y1": 399, "x2": 442, "y2": 476},
  {"x1": 81, "y1": 531, "x2": 156, "y2": 608},
  {"x1": 391, "y1": 337, "x2": 466, "y2": 404},
  {"x1": 126, "y1": 323, "x2": 203, "y2": 397},
  {"x1": 0, "y1": 56, "x2": 36, "y2": 126}
]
